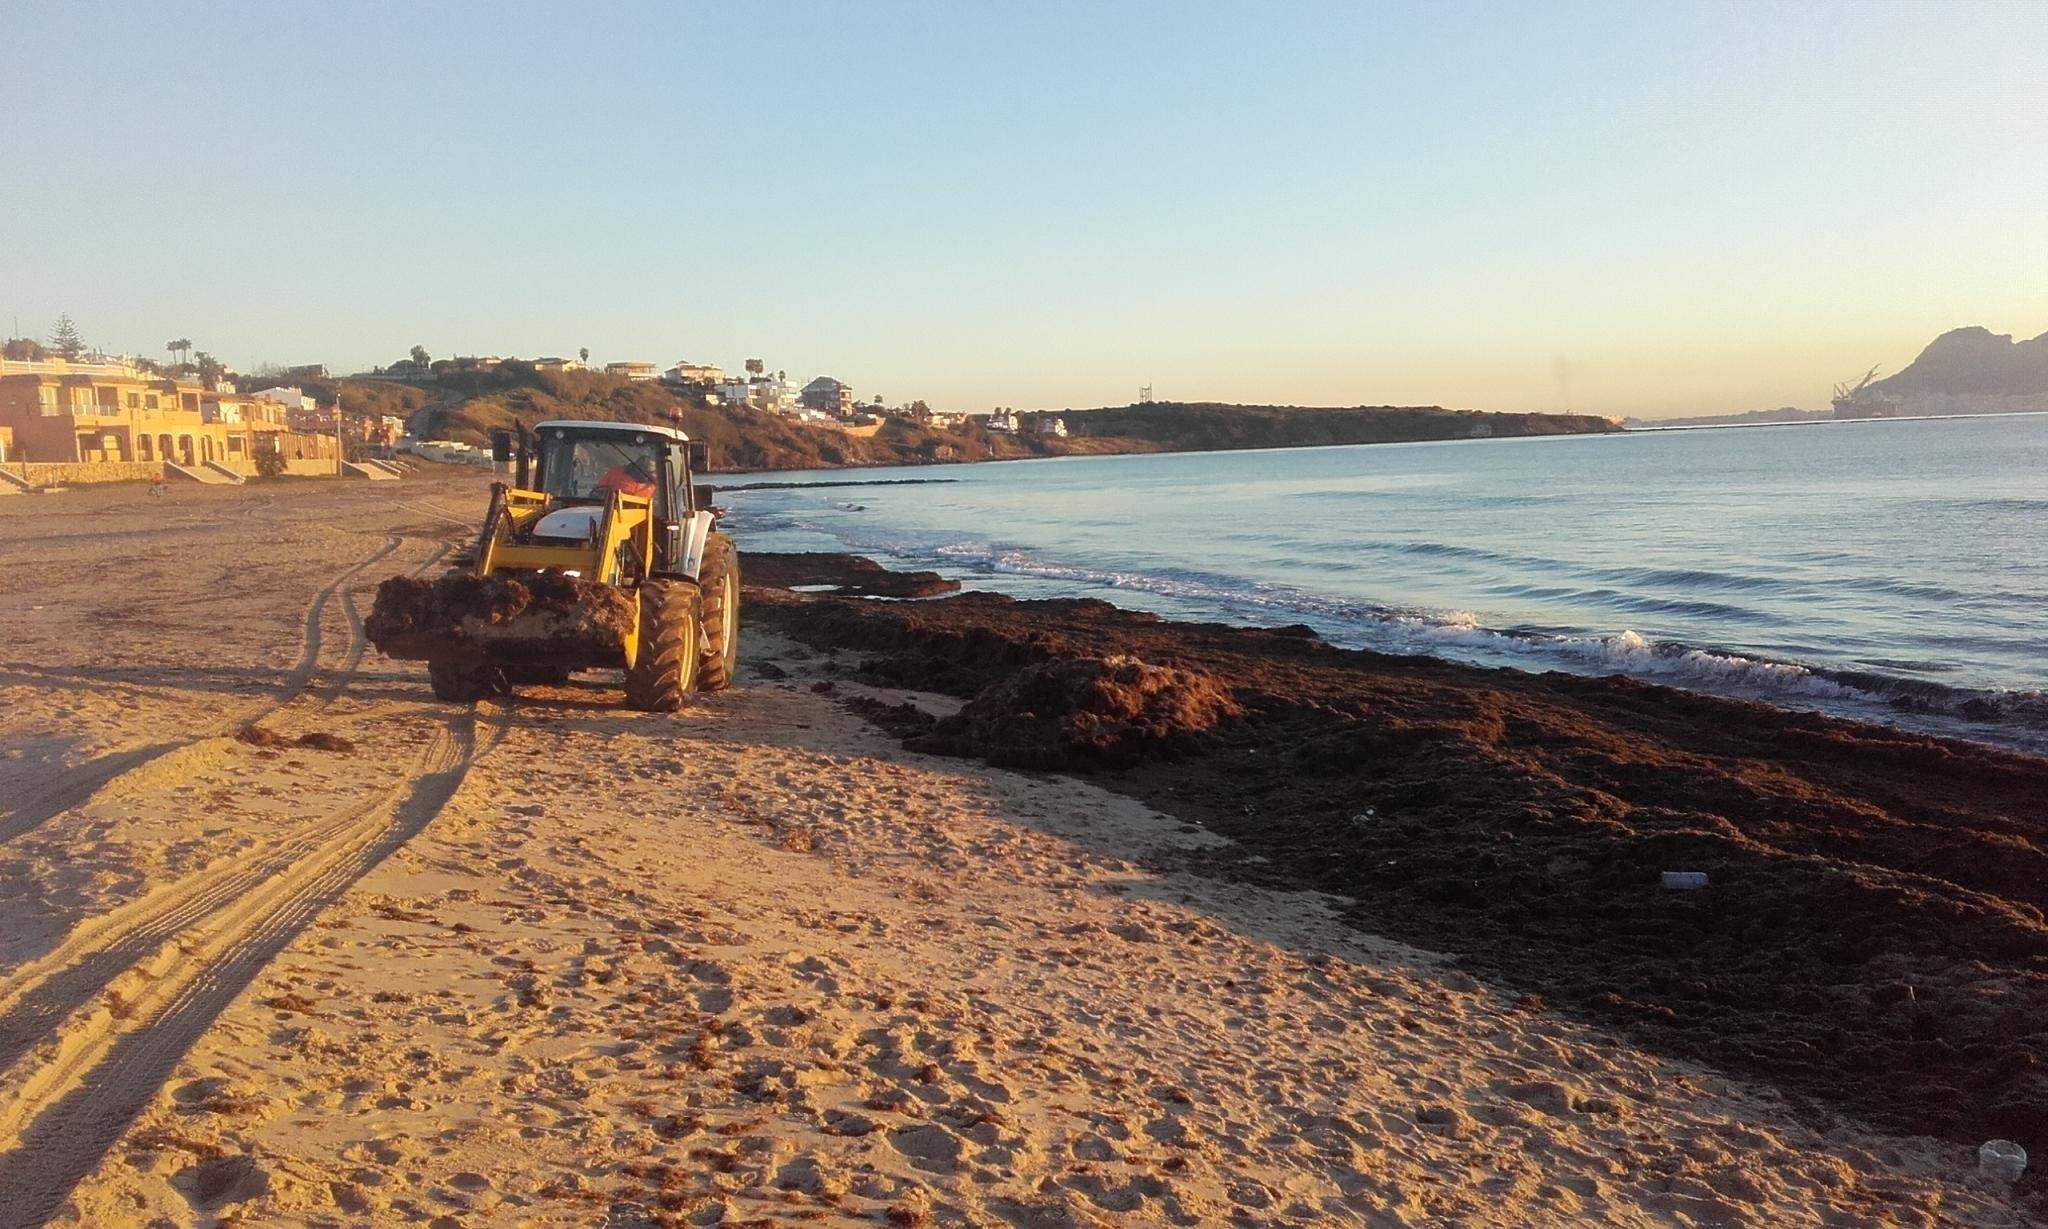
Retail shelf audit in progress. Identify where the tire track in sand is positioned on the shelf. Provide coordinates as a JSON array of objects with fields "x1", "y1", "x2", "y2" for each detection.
[
  {"x1": 0, "y1": 702, "x2": 507, "y2": 1227},
  {"x1": 0, "y1": 534, "x2": 408, "y2": 845},
  {"x1": 0, "y1": 680, "x2": 470, "y2": 1073},
  {"x1": 310, "y1": 539, "x2": 450, "y2": 705}
]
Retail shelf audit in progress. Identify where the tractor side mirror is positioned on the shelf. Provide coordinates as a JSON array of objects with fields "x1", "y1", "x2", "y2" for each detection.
[
  {"x1": 686, "y1": 442, "x2": 709, "y2": 473},
  {"x1": 489, "y1": 430, "x2": 513, "y2": 463}
]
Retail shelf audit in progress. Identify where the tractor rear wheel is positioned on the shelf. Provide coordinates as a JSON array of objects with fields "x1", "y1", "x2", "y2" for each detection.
[
  {"x1": 697, "y1": 534, "x2": 740, "y2": 692},
  {"x1": 624, "y1": 579, "x2": 700, "y2": 712},
  {"x1": 428, "y1": 658, "x2": 495, "y2": 703}
]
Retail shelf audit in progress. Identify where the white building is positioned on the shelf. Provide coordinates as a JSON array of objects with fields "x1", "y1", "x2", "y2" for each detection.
[
  {"x1": 251, "y1": 386, "x2": 315, "y2": 414},
  {"x1": 985, "y1": 409, "x2": 1020, "y2": 432},
  {"x1": 715, "y1": 372, "x2": 797, "y2": 414},
  {"x1": 1038, "y1": 415, "x2": 1069, "y2": 438},
  {"x1": 605, "y1": 361, "x2": 661, "y2": 381}
]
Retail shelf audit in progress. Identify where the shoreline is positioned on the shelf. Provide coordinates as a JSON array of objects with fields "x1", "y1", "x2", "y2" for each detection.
[{"x1": 747, "y1": 551, "x2": 2048, "y2": 1165}]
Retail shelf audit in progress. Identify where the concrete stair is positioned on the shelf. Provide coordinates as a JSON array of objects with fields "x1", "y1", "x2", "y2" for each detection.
[
  {"x1": 0, "y1": 468, "x2": 31, "y2": 495},
  {"x1": 202, "y1": 460, "x2": 247, "y2": 484},
  {"x1": 165, "y1": 462, "x2": 236, "y2": 484},
  {"x1": 342, "y1": 460, "x2": 400, "y2": 480}
]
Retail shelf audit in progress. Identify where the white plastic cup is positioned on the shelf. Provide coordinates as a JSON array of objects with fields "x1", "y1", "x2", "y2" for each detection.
[
  {"x1": 1661, "y1": 871, "x2": 1710, "y2": 890},
  {"x1": 1979, "y1": 1139, "x2": 2027, "y2": 1185}
]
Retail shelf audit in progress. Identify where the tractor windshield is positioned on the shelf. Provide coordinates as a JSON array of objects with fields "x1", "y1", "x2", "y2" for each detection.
[{"x1": 538, "y1": 432, "x2": 663, "y2": 503}]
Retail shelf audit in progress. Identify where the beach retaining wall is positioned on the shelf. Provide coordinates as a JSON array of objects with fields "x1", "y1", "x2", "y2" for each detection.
[
  {"x1": 1, "y1": 460, "x2": 161, "y2": 489},
  {"x1": 0, "y1": 458, "x2": 343, "y2": 488}
]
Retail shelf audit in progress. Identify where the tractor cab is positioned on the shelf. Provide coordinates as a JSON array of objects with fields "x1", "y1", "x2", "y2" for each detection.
[{"x1": 489, "y1": 420, "x2": 714, "y2": 579}]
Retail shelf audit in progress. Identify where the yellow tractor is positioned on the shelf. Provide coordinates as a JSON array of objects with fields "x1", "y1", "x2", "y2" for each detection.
[{"x1": 367, "y1": 419, "x2": 739, "y2": 710}]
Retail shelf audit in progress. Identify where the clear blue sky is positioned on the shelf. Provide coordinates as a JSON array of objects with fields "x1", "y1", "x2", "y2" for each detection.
[{"x1": 3, "y1": 0, "x2": 2043, "y2": 416}]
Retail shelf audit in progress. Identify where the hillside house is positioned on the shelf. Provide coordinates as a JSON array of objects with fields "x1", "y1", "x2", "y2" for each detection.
[
  {"x1": 801, "y1": 376, "x2": 855, "y2": 416},
  {"x1": 664, "y1": 362, "x2": 724, "y2": 386}
]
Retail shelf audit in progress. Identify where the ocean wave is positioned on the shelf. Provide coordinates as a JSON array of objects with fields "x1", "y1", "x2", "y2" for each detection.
[
  {"x1": 723, "y1": 500, "x2": 2048, "y2": 749},
  {"x1": 967, "y1": 542, "x2": 2045, "y2": 739},
  {"x1": 906, "y1": 541, "x2": 1874, "y2": 697}
]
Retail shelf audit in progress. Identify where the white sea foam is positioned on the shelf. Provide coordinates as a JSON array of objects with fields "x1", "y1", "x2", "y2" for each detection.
[
  {"x1": 724, "y1": 474, "x2": 2048, "y2": 752},
  {"x1": 878, "y1": 539, "x2": 1872, "y2": 705}
]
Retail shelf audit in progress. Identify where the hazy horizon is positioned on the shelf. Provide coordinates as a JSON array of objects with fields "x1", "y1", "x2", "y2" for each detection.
[{"x1": 3, "y1": 0, "x2": 2043, "y2": 418}]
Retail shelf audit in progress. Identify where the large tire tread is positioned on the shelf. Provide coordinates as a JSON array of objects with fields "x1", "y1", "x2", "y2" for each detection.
[
  {"x1": 696, "y1": 535, "x2": 740, "y2": 692},
  {"x1": 625, "y1": 579, "x2": 700, "y2": 712}
]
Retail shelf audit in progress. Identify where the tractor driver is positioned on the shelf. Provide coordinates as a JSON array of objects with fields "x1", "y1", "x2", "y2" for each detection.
[{"x1": 597, "y1": 456, "x2": 657, "y2": 499}]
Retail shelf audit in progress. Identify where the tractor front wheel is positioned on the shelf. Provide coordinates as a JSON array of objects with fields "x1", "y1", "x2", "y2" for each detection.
[
  {"x1": 697, "y1": 535, "x2": 740, "y2": 692},
  {"x1": 624, "y1": 579, "x2": 700, "y2": 712}
]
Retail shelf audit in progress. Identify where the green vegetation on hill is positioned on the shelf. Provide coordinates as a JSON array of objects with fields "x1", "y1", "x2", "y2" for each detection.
[
  {"x1": 1065, "y1": 402, "x2": 1620, "y2": 451},
  {"x1": 334, "y1": 381, "x2": 429, "y2": 421},
  {"x1": 366, "y1": 364, "x2": 1620, "y2": 473}
]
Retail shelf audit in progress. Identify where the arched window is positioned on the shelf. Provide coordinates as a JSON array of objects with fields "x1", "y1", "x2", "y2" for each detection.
[{"x1": 138, "y1": 435, "x2": 153, "y2": 462}]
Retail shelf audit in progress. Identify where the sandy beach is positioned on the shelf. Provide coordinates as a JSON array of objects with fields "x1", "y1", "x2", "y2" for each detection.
[{"x1": 0, "y1": 475, "x2": 2040, "y2": 1227}]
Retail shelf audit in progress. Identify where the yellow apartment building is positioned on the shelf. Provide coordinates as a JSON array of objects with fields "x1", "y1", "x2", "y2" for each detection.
[{"x1": 0, "y1": 359, "x2": 334, "y2": 472}]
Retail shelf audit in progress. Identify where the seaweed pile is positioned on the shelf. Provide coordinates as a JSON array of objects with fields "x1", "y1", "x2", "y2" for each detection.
[
  {"x1": 742, "y1": 552, "x2": 959, "y2": 600},
  {"x1": 747, "y1": 560, "x2": 2048, "y2": 1158},
  {"x1": 909, "y1": 654, "x2": 1241, "y2": 769},
  {"x1": 365, "y1": 573, "x2": 637, "y2": 661}
]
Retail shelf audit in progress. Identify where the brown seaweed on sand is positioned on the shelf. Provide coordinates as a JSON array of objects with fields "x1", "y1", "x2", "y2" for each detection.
[
  {"x1": 910, "y1": 655, "x2": 1242, "y2": 769},
  {"x1": 365, "y1": 573, "x2": 637, "y2": 659}
]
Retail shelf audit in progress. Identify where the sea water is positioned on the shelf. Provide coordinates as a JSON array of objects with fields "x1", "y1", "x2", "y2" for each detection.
[{"x1": 722, "y1": 413, "x2": 2048, "y2": 753}]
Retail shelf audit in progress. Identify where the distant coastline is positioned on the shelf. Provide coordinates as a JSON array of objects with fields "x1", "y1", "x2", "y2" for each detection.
[
  {"x1": 1630, "y1": 408, "x2": 2048, "y2": 432},
  {"x1": 366, "y1": 364, "x2": 1623, "y2": 474},
  {"x1": 1623, "y1": 407, "x2": 1832, "y2": 430}
]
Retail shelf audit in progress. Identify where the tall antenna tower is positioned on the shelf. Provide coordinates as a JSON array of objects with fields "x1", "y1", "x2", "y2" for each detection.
[{"x1": 1138, "y1": 384, "x2": 1153, "y2": 404}]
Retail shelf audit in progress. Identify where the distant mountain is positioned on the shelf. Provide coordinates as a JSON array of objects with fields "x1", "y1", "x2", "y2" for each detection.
[
  {"x1": 1869, "y1": 327, "x2": 2048, "y2": 398},
  {"x1": 1834, "y1": 326, "x2": 2048, "y2": 418}
]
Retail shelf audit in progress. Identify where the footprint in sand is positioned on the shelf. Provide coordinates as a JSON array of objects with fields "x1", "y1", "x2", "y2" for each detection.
[{"x1": 888, "y1": 1123, "x2": 967, "y2": 1170}]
